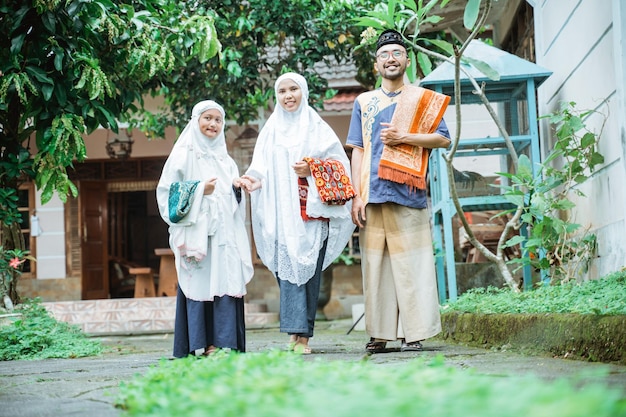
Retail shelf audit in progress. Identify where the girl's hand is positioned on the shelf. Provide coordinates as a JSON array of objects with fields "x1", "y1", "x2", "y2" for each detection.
[
  {"x1": 241, "y1": 175, "x2": 262, "y2": 192},
  {"x1": 204, "y1": 178, "x2": 217, "y2": 195},
  {"x1": 233, "y1": 177, "x2": 249, "y2": 189},
  {"x1": 292, "y1": 160, "x2": 311, "y2": 178}
]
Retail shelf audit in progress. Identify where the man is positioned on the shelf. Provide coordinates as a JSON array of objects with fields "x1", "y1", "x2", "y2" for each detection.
[{"x1": 346, "y1": 29, "x2": 451, "y2": 353}]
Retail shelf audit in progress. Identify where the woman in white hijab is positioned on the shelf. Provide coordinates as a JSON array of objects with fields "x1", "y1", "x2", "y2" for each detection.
[
  {"x1": 157, "y1": 100, "x2": 253, "y2": 358},
  {"x1": 243, "y1": 73, "x2": 355, "y2": 354}
]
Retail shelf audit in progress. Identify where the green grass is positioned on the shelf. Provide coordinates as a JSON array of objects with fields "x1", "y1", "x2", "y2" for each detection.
[
  {"x1": 116, "y1": 350, "x2": 625, "y2": 417},
  {"x1": 0, "y1": 299, "x2": 102, "y2": 360},
  {"x1": 442, "y1": 269, "x2": 626, "y2": 315}
]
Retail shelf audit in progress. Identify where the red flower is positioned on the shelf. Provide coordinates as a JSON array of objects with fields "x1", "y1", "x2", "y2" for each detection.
[{"x1": 9, "y1": 257, "x2": 24, "y2": 269}]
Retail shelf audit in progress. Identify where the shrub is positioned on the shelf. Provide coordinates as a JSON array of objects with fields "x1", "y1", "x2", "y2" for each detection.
[{"x1": 0, "y1": 299, "x2": 102, "y2": 360}]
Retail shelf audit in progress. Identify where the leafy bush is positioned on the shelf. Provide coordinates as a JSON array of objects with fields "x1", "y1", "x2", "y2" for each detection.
[
  {"x1": 501, "y1": 102, "x2": 605, "y2": 283},
  {"x1": 443, "y1": 270, "x2": 626, "y2": 315},
  {"x1": 0, "y1": 299, "x2": 102, "y2": 360},
  {"x1": 117, "y1": 351, "x2": 625, "y2": 417}
]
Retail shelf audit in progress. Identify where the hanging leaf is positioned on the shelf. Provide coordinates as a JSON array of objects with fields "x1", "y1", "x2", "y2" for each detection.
[
  {"x1": 464, "y1": 0, "x2": 481, "y2": 30},
  {"x1": 462, "y1": 56, "x2": 500, "y2": 81}
]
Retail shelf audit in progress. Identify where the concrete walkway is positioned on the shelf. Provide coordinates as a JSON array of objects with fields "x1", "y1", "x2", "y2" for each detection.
[{"x1": 1, "y1": 319, "x2": 625, "y2": 417}]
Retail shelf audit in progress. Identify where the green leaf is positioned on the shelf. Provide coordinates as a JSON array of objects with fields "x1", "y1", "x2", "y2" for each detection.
[
  {"x1": 517, "y1": 154, "x2": 533, "y2": 177},
  {"x1": 41, "y1": 11, "x2": 56, "y2": 33},
  {"x1": 41, "y1": 84, "x2": 54, "y2": 101},
  {"x1": 504, "y1": 235, "x2": 526, "y2": 247},
  {"x1": 226, "y1": 61, "x2": 242, "y2": 77},
  {"x1": 553, "y1": 198, "x2": 575, "y2": 210},
  {"x1": 10, "y1": 33, "x2": 26, "y2": 54},
  {"x1": 25, "y1": 66, "x2": 52, "y2": 85},
  {"x1": 590, "y1": 152, "x2": 605, "y2": 166},
  {"x1": 504, "y1": 194, "x2": 524, "y2": 207},
  {"x1": 464, "y1": 0, "x2": 482, "y2": 30},
  {"x1": 94, "y1": 104, "x2": 118, "y2": 130},
  {"x1": 54, "y1": 83, "x2": 67, "y2": 106},
  {"x1": 53, "y1": 51, "x2": 64, "y2": 71},
  {"x1": 407, "y1": 50, "x2": 418, "y2": 82},
  {"x1": 416, "y1": 51, "x2": 432, "y2": 77},
  {"x1": 352, "y1": 16, "x2": 386, "y2": 29},
  {"x1": 427, "y1": 38, "x2": 454, "y2": 56},
  {"x1": 580, "y1": 132, "x2": 595, "y2": 148},
  {"x1": 463, "y1": 56, "x2": 500, "y2": 81}
]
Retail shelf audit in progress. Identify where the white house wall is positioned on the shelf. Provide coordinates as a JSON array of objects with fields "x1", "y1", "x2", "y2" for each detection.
[
  {"x1": 33, "y1": 193, "x2": 66, "y2": 279},
  {"x1": 531, "y1": 0, "x2": 626, "y2": 277}
]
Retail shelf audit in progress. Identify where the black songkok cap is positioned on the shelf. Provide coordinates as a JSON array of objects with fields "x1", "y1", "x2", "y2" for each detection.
[{"x1": 376, "y1": 29, "x2": 406, "y2": 52}]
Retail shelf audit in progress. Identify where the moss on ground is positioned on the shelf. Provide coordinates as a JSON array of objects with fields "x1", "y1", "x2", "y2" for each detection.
[{"x1": 440, "y1": 312, "x2": 626, "y2": 364}]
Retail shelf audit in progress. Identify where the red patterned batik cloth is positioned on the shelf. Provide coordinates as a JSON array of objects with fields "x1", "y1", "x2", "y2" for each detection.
[{"x1": 303, "y1": 157, "x2": 355, "y2": 205}]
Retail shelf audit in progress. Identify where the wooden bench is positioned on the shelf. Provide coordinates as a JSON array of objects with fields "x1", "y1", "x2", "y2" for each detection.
[
  {"x1": 154, "y1": 248, "x2": 177, "y2": 297},
  {"x1": 109, "y1": 257, "x2": 157, "y2": 298},
  {"x1": 129, "y1": 267, "x2": 156, "y2": 298}
]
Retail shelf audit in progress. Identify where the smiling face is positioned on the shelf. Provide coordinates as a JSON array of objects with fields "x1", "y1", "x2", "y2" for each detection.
[
  {"x1": 375, "y1": 44, "x2": 409, "y2": 81},
  {"x1": 276, "y1": 79, "x2": 303, "y2": 112},
  {"x1": 197, "y1": 108, "x2": 224, "y2": 138}
]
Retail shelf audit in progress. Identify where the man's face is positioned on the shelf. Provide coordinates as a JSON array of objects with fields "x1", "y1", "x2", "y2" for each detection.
[{"x1": 375, "y1": 45, "x2": 409, "y2": 81}]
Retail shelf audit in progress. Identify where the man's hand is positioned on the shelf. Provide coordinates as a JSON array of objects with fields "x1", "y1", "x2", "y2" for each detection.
[
  {"x1": 380, "y1": 122, "x2": 404, "y2": 146},
  {"x1": 351, "y1": 196, "x2": 366, "y2": 228}
]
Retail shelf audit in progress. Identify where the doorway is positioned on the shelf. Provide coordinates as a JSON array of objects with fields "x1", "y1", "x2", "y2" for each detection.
[{"x1": 107, "y1": 189, "x2": 169, "y2": 298}]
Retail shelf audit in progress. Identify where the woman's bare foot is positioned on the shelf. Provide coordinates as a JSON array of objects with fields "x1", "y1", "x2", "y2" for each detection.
[
  {"x1": 287, "y1": 335, "x2": 298, "y2": 351},
  {"x1": 294, "y1": 337, "x2": 311, "y2": 354}
]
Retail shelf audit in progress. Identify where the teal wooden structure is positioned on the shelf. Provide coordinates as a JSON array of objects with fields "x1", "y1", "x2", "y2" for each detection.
[{"x1": 420, "y1": 40, "x2": 552, "y2": 303}]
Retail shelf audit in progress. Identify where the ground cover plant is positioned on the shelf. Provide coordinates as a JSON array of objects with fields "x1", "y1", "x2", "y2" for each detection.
[
  {"x1": 116, "y1": 350, "x2": 625, "y2": 417},
  {"x1": 442, "y1": 269, "x2": 626, "y2": 315},
  {"x1": 0, "y1": 299, "x2": 102, "y2": 360}
]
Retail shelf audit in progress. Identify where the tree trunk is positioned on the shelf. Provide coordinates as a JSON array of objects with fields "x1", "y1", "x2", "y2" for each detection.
[{"x1": 1, "y1": 221, "x2": 25, "y2": 310}]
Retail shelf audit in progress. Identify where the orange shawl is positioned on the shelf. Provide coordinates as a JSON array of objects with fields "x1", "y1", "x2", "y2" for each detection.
[{"x1": 378, "y1": 86, "x2": 450, "y2": 190}]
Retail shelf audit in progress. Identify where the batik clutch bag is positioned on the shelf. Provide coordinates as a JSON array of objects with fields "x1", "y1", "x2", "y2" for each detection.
[
  {"x1": 303, "y1": 157, "x2": 355, "y2": 205},
  {"x1": 168, "y1": 180, "x2": 200, "y2": 223}
]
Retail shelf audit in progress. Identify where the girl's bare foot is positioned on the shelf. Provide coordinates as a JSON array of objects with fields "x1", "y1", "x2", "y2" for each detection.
[{"x1": 203, "y1": 345, "x2": 217, "y2": 356}]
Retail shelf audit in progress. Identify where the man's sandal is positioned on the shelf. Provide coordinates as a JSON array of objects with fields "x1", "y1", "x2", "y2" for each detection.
[
  {"x1": 365, "y1": 338, "x2": 387, "y2": 353},
  {"x1": 400, "y1": 340, "x2": 423, "y2": 352}
]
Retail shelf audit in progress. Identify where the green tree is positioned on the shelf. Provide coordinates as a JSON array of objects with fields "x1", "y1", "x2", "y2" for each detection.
[
  {"x1": 132, "y1": 0, "x2": 379, "y2": 137},
  {"x1": 0, "y1": 0, "x2": 382, "y2": 307},
  {"x1": 0, "y1": 0, "x2": 220, "y2": 307}
]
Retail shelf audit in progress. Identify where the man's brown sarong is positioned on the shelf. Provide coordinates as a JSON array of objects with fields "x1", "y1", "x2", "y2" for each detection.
[{"x1": 378, "y1": 86, "x2": 450, "y2": 190}]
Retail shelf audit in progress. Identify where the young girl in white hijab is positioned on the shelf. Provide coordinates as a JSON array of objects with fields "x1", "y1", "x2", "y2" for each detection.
[
  {"x1": 243, "y1": 73, "x2": 355, "y2": 354},
  {"x1": 157, "y1": 100, "x2": 253, "y2": 358}
]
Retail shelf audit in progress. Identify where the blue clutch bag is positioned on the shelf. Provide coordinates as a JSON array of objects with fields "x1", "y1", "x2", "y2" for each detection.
[{"x1": 168, "y1": 180, "x2": 200, "y2": 223}]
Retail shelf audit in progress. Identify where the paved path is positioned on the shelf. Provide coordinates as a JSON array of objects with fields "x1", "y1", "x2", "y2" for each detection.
[{"x1": 1, "y1": 319, "x2": 625, "y2": 417}]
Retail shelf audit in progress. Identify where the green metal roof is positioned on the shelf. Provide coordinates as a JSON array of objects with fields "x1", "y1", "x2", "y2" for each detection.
[{"x1": 420, "y1": 39, "x2": 552, "y2": 88}]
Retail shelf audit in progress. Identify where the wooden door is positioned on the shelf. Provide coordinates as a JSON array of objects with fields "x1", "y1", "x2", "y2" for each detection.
[{"x1": 79, "y1": 181, "x2": 109, "y2": 299}]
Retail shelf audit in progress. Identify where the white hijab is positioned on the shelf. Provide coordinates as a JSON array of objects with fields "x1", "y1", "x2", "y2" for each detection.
[
  {"x1": 247, "y1": 73, "x2": 355, "y2": 285},
  {"x1": 157, "y1": 100, "x2": 253, "y2": 300}
]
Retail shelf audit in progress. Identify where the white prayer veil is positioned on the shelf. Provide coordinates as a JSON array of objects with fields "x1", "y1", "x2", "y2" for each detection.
[{"x1": 247, "y1": 73, "x2": 355, "y2": 285}]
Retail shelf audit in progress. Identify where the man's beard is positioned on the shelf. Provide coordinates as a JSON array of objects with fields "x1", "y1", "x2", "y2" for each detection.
[
  {"x1": 380, "y1": 65, "x2": 406, "y2": 81},
  {"x1": 384, "y1": 71, "x2": 405, "y2": 81}
]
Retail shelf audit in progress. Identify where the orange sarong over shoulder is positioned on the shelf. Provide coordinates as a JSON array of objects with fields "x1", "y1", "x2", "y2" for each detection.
[{"x1": 378, "y1": 86, "x2": 450, "y2": 190}]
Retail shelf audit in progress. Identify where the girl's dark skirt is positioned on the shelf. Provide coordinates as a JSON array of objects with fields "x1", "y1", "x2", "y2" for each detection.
[{"x1": 172, "y1": 287, "x2": 246, "y2": 358}]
